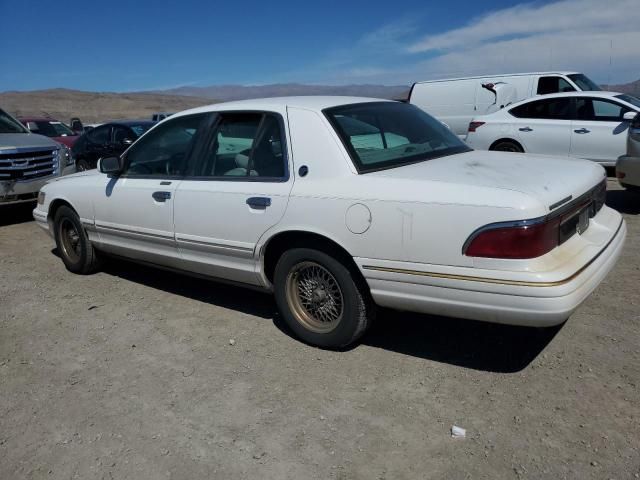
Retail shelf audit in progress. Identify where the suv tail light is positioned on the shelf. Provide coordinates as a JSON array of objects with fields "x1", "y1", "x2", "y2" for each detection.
[{"x1": 468, "y1": 121, "x2": 485, "y2": 132}]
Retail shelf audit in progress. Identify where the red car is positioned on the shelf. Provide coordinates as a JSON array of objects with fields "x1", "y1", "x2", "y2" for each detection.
[{"x1": 19, "y1": 117, "x2": 80, "y2": 147}]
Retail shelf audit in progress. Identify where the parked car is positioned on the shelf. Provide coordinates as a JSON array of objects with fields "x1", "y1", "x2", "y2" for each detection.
[
  {"x1": 33, "y1": 97, "x2": 625, "y2": 348},
  {"x1": 616, "y1": 112, "x2": 640, "y2": 191},
  {"x1": 72, "y1": 120, "x2": 155, "y2": 171},
  {"x1": 1, "y1": 108, "x2": 75, "y2": 206},
  {"x1": 152, "y1": 112, "x2": 174, "y2": 122},
  {"x1": 465, "y1": 92, "x2": 640, "y2": 166},
  {"x1": 19, "y1": 117, "x2": 80, "y2": 148},
  {"x1": 409, "y1": 71, "x2": 601, "y2": 136}
]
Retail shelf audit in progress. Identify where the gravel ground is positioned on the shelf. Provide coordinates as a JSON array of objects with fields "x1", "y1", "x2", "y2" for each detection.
[{"x1": 1, "y1": 179, "x2": 639, "y2": 479}]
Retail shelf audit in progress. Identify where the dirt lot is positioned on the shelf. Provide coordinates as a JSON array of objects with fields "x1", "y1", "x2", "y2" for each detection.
[{"x1": 1, "y1": 179, "x2": 639, "y2": 479}]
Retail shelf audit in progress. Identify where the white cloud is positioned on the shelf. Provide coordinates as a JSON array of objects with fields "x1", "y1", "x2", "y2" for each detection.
[{"x1": 307, "y1": 0, "x2": 640, "y2": 85}]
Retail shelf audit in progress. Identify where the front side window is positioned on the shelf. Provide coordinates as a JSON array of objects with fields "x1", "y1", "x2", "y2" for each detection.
[
  {"x1": 567, "y1": 73, "x2": 602, "y2": 91},
  {"x1": 537, "y1": 76, "x2": 575, "y2": 95},
  {"x1": 510, "y1": 98, "x2": 571, "y2": 120},
  {"x1": 194, "y1": 112, "x2": 286, "y2": 179},
  {"x1": 325, "y1": 102, "x2": 469, "y2": 173},
  {"x1": 123, "y1": 114, "x2": 206, "y2": 177},
  {"x1": 28, "y1": 121, "x2": 75, "y2": 137},
  {"x1": 575, "y1": 98, "x2": 630, "y2": 122}
]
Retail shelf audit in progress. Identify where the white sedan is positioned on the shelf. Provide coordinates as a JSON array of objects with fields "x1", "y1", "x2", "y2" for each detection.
[
  {"x1": 465, "y1": 91, "x2": 640, "y2": 166},
  {"x1": 33, "y1": 97, "x2": 625, "y2": 348}
]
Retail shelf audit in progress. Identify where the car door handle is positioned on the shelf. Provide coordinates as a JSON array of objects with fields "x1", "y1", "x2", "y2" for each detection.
[
  {"x1": 574, "y1": 128, "x2": 590, "y2": 134},
  {"x1": 246, "y1": 197, "x2": 271, "y2": 209},
  {"x1": 519, "y1": 127, "x2": 533, "y2": 132},
  {"x1": 152, "y1": 191, "x2": 171, "y2": 202}
]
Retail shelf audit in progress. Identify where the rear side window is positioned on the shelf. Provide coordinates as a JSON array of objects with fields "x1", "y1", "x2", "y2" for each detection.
[
  {"x1": 537, "y1": 76, "x2": 575, "y2": 95},
  {"x1": 575, "y1": 98, "x2": 630, "y2": 122},
  {"x1": 510, "y1": 98, "x2": 571, "y2": 120},
  {"x1": 87, "y1": 125, "x2": 111, "y2": 144},
  {"x1": 193, "y1": 113, "x2": 287, "y2": 180}
]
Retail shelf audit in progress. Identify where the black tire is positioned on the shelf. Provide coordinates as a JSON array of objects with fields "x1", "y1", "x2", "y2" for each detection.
[
  {"x1": 76, "y1": 158, "x2": 92, "y2": 171},
  {"x1": 491, "y1": 140, "x2": 524, "y2": 153},
  {"x1": 274, "y1": 248, "x2": 374, "y2": 348},
  {"x1": 53, "y1": 206, "x2": 101, "y2": 274}
]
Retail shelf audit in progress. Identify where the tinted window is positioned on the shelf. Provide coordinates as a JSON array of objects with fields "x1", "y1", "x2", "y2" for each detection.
[
  {"x1": 87, "y1": 125, "x2": 111, "y2": 144},
  {"x1": 113, "y1": 126, "x2": 133, "y2": 143},
  {"x1": 510, "y1": 98, "x2": 571, "y2": 120},
  {"x1": 537, "y1": 76, "x2": 575, "y2": 95},
  {"x1": 325, "y1": 102, "x2": 469, "y2": 173},
  {"x1": 195, "y1": 113, "x2": 286, "y2": 179},
  {"x1": 28, "y1": 121, "x2": 74, "y2": 137},
  {"x1": 575, "y1": 98, "x2": 630, "y2": 122},
  {"x1": 124, "y1": 114, "x2": 205, "y2": 177},
  {"x1": 0, "y1": 109, "x2": 28, "y2": 134},
  {"x1": 129, "y1": 123, "x2": 153, "y2": 137}
]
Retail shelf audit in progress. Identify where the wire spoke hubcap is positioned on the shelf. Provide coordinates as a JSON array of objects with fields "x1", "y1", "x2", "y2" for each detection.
[
  {"x1": 286, "y1": 261, "x2": 344, "y2": 333},
  {"x1": 59, "y1": 218, "x2": 81, "y2": 263}
]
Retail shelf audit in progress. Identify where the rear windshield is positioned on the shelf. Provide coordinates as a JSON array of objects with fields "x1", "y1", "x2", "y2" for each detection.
[
  {"x1": 0, "y1": 109, "x2": 28, "y2": 134},
  {"x1": 568, "y1": 73, "x2": 602, "y2": 91},
  {"x1": 324, "y1": 102, "x2": 470, "y2": 173}
]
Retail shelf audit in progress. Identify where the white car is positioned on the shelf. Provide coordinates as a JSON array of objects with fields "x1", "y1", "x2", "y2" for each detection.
[
  {"x1": 465, "y1": 92, "x2": 640, "y2": 166},
  {"x1": 33, "y1": 97, "x2": 625, "y2": 348}
]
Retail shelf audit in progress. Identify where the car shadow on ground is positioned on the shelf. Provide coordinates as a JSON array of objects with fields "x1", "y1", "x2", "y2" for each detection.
[
  {"x1": 100, "y1": 258, "x2": 560, "y2": 373},
  {"x1": 606, "y1": 189, "x2": 640, "y2": 215},
  {"x1": 0, "y1": 202, "x2": 36, "y2": 227}
]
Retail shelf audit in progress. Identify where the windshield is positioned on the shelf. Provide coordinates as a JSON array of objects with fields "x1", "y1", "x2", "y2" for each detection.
[
  {"x1": 29, "y1": 121, "x2": 75, "y2": 137},
  {"x1": 0, "y1": 109, "x2": 29, "y2": 134},
  {"x1": 615, "y1": 94, "x2": 640, "y2": 109},
  {"x1": 568, "y1": 73, "x2": 602, "y2": 91},
  {"x1": 324, "y1": 102, "x2": 470, "y2": 173},
  {"x1": 130, "y1": 124, "x2": 153, "y2": 137}
]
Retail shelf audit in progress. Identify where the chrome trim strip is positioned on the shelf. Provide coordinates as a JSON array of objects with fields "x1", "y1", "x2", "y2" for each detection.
[
  {"x1": 364, "y1": 218, "x2": 623, "y2": 288},
  {"x1": 96, "y1": 224, "x2": 174, "y2": 244},
  {"x1": 549, "y1": 195, "x2": 573, "y2": 211},
  {"x1": 176, "y1": 237, "x2": 254, "y2": 258}
]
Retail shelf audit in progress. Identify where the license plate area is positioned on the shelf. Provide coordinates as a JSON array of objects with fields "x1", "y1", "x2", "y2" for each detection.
[{"x1": 559, "y1": 203, "x2": 592, "y2": 245}]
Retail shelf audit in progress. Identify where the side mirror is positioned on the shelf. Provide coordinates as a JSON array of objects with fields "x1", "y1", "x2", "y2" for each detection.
[
  {"x1": 623, "y1": 111, "x2": 637, "y2": 121},
  {"x1": 99, "y1": 156, "x2": 123, "y2": 175}
]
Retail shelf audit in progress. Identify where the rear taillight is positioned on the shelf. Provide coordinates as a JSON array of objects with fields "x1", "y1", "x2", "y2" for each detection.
[
  {"x1": 464, "y1": 218, "x2": 560, "y2": 259},
  {"x1": 468, "y1": 121, "x2": 485, "y2": 132}
]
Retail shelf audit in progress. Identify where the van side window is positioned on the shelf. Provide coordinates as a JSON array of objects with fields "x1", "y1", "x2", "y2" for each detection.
[
  {"x1": 510, "y1": 98, "x2": 571, "y2": 120},
  {"x1": 537, "y1": 76, "x2": 575, "y2": 95}
]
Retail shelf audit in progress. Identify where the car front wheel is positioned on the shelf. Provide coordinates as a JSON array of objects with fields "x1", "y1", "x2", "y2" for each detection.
[
  {"x1": 274, "y1": 248, "x2": 374, "y2": 348},
  {"x1": 53, "y1": 206, "x2": 101, "y2": 274}
]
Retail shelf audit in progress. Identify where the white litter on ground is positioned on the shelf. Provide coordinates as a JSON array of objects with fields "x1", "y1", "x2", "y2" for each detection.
[{"x1": 451, "y1": 425, "x2": 466, "y2": 438}]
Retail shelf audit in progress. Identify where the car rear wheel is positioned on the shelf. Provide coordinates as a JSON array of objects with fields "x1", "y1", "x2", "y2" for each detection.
[
  {"x1": 54, "y1": 206, "x2": 101, "y2": 274},
  {"x1": 274, "y1": 248, "x2": 374, "y2": 348},
  {"x1": 491, "y1": 140, "x2": 524, "y2": 153}
]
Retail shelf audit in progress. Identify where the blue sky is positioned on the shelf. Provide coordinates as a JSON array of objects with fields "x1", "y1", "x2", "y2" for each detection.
[{"x1": 1, "y1": 0, "x2": 637, "y2": 92}]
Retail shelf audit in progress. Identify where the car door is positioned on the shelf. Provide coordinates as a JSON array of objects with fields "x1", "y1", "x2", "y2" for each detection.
[
  {"x1": 93, "y1": 113, "x2": 208, "y2": 268},
  {"x1": 174, "y1": 110, "x2": 293, "y2": 285},
  {"x1": 570, "y1": 97, "x2": 633, "y2": 164},
  {"x1": 509, "y1": 97, "x2": 572, "y2": 155},
  {"x1": 535, "y1": 76, "x2": 576, "y2": 95}
]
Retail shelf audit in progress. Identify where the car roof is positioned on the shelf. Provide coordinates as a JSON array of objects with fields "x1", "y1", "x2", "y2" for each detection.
[
  {"x1": 18, "y1": 116, "x2": 62, "y2": 122},
  {"x1": 173, "y1": 96, "x2": 394, "y2": 118},
  {"x1": 414, "y1": 72, "x2": 580, "y2": 85},
  {"x1": 101, "y1": 120, "x2": 156, "y2": 127}
]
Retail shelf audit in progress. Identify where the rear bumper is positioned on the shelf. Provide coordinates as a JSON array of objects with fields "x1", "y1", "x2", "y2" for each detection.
[{"x1": 357, "y1": 218, "x2": 626, "y2": 327}]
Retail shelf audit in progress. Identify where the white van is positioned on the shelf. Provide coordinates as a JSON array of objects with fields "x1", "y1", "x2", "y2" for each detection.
[{"x1": 409, "y1": 72, "x2": 601, "y2": 137}]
